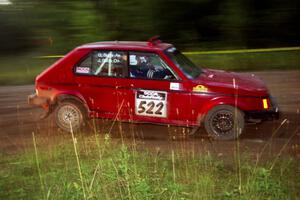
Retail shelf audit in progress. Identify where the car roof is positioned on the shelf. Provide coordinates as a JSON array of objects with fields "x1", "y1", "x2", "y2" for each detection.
[{"x1": 77, "y1": 41, "x2": 173, "y2": 51}]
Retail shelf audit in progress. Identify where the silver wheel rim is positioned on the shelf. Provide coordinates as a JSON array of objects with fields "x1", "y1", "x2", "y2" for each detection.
[{"x1": 57, "y1": 104, "x2": 82, "y2": 130}]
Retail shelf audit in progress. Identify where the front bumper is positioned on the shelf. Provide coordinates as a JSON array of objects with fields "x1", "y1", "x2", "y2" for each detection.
[
  {"x1": 245, "y1": 108, "x2": 280, "y2": 121},
  {"x1": 245, "y1": 96, "x2": 280, "y2": 121}
]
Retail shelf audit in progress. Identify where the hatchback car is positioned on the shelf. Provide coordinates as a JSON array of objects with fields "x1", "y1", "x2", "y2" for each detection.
[{"x1": 28, "y1": 37, "x2": 279, "y2": 140}]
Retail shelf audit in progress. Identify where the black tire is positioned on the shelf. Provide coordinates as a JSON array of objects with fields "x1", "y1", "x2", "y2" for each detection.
[
  {"x1": 204, "y1": 105, "x2": 244, "y2": 140},
  {"x1": 54, "y1": 100, "x2": 86, "y2": 132}
]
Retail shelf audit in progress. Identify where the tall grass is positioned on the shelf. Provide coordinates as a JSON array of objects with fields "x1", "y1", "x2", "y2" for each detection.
[{"x1": 0, "y1": 130, "x2": 299, "y2": 200}]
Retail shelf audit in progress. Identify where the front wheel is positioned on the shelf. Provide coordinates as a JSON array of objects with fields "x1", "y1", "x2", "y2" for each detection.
[
  {"x1": 204, "y1": 105, "x2": 244, "y2": 140},
  {"x1": 54, "y1": 100, "x2": 86, "y2": 132}
]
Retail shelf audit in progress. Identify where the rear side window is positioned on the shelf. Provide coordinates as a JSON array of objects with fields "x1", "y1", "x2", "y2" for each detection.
[{"x1": 75, "y1": 51, "x2": 127, "y2": 77}]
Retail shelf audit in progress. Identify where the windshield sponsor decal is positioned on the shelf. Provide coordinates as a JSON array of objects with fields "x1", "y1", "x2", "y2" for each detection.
[
  {"x1": 135, "y1": 90, "x2": 167, "y2": 118},
  {"x1": 193, "y1": 85, "x2": 208, "y2": 92}
]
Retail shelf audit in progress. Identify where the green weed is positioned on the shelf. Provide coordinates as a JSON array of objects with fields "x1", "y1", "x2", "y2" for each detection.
[{"x1": 0, "y1": 132, "x2": 299, "y2": 200}]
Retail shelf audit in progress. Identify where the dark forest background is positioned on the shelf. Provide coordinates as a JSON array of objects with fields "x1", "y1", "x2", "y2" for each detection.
[{"x1": 1, "y1": 0, "x2": 300, "y2": 54}]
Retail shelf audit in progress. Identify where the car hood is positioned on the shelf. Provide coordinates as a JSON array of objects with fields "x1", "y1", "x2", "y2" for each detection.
[{"x1": 193, "y1": 69, "x2": 269, "y2": 96}]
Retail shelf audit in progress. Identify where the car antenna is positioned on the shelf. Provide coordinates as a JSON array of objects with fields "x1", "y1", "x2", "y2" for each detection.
[{"x1": 147, "y1": 35, "x2": 161, "y2": 47}]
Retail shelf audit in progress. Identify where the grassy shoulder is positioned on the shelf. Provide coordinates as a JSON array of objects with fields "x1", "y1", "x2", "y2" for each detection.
[
  {"x1": 0, "y1": 53, "x2": 56, "y2": 85},
  {"x1": 0, "y1": 50, "x2": 299, "y2": 85},
  {"x1": 0, "y1": 132, "x2": 299, "y2": 200},
  {"x1": 188, "y1": 50, "x2": 300, "y2": 71}
]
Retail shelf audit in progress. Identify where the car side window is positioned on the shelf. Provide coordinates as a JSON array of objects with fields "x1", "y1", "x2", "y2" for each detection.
[
  {"x1": 129, "y1": 52, "x2": 176, "y2": 80},
  {"x1": 75, "y1": 51, "x2": 127, "y2": 77}
]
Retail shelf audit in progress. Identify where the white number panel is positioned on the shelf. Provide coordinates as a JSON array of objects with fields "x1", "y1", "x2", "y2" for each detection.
[{"x1": 135, "y1": 90, "x2": 167, "y2": 118}]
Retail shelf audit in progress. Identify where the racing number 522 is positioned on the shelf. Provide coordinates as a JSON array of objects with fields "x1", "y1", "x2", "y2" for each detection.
[{"x1": 137, "y1": 101, "x2": 164, "y2": 116}]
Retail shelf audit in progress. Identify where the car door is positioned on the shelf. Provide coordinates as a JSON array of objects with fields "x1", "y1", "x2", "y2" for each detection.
[
  {"x1": 117, "y1": 51, "x2": 191, "y2": 125},
  {"x1": 74, "y1": 50, "x2": 128, "y2": 119}
]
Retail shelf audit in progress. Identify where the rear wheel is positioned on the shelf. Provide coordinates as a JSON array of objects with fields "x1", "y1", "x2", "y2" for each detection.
[
  {"x1": 54, "y1": 100, "x2": 86, "y2": 132},
  {"x1": 204, "y1": 105, "x2": 244, "y2": 140}
]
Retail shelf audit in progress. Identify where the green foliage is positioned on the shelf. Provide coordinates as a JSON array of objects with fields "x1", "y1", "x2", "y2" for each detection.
[{"x1": 1, "y1": 0, "x2": 300, "y2": 54}]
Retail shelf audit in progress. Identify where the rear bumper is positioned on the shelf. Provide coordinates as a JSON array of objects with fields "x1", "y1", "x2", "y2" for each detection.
[
  {"x1": 28, "y1": 94, "x2": 49, "y2": 107},
  {"x1": 28, "y1": 94, "x2": 52, "y2": 119}
]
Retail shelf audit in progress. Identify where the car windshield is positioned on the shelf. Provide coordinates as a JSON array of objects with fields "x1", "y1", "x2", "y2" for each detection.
[{"x1": 165, "y1": 47, "x2": 202, "y2": 79}]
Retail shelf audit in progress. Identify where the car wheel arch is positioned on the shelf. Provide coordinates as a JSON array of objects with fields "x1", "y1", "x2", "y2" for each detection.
[
  {"x1": 196, "y1": 97, "x2": 246, "y2": 125},
  {"x1": 53, "y1": 93, "x2": 90, "y2": 116}
]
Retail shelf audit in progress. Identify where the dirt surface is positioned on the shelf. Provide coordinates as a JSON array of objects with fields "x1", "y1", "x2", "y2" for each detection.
[{"x1": 0, "y1": 70, "x2": 299, "y2": 159}]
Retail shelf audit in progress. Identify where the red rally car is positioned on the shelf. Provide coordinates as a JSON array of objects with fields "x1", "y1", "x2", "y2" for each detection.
[{"x1": 28, "y1": 37, "x2": 279, "y2": 140}]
